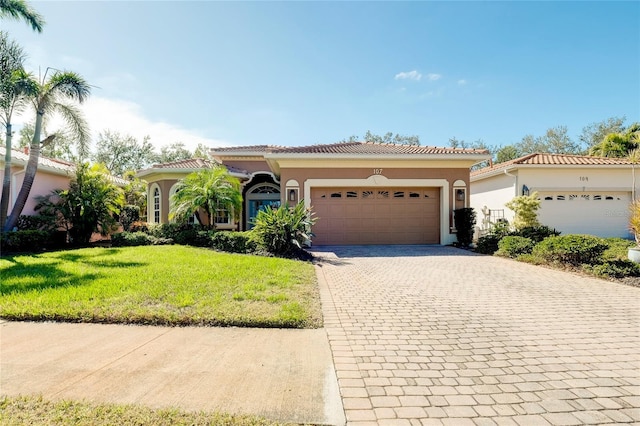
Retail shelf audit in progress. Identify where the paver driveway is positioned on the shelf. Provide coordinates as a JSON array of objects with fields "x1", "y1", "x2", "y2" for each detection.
[{"x1": 312, "y1": 245, "x2": 640, "y2": 426}]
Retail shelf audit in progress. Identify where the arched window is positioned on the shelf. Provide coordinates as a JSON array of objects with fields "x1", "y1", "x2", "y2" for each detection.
[{"x1": 152, "y1": 187, "x2": 161, "y2": 223}]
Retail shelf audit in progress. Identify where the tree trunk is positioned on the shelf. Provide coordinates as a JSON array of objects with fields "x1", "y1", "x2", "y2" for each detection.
[
  {"x1": 1, "y1": 122, "x2": 13, "y2": 228},
  {"x1": 3, "y1": 112, "x2": 47, "y2": 231}
]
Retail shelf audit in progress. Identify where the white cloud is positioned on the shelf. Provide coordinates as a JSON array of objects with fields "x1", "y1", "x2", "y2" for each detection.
[
  {"x1": 427, "y1": 73, "x2": 442, "y2": 81},
  {"x1": 458, "y1": 79, "x2": 467, "y2": 86},
  {"x1": 13, "y1": 96, "x2": 233, "y2": 152},
  {"x1": 394, "y1": 70, "x2": 422, "y2": 81}
]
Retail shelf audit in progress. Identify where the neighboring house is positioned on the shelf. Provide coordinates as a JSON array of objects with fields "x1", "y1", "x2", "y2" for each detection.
[
  {"x1": 138, "y1": 142, "x2": 489, "y2": 245},
  {"x1": 0, "y1": 146, "x2": 127, "y2": 238},
  {"x1": 470, "y1": 153, "x2": 634, "y2": 239},
  {"x1": 0, "y1": 146, "x2": 76, "y2": 218}
]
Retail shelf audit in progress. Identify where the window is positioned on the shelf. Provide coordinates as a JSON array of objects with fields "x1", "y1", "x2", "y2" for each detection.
[
  {"x1": 377, "y1": 190, "x2": 389, "y2": 198},
  {"x1": 394, "y1": 191, "x2": 405, "y2": 198},
  {"x1": 594, "y1": 195, "x2": 602, "y2": 200},
  {"x1": 330, "y1": 192, "x2": 342, "y2": 198},
  {"x1": 214, "y1": 204, "x2": 231, "y2": 225},
  {"x1": 544, "y1": 196, "x2": 553, "y2": 200},
  {"x1": 346, "y1": 191, "x2": 358, "y2": 198},
  {"x1": 556, "y1": 195, "x2": 565, "y2": 200},
  {"x1": 153, "y1": 187, "x2": 160, "y2": 223},
  {"x1": 362, "y1": 190, "x2": 374, "y2": 199},
  {"x1": 409, "y1": 192, "x2": 420, "y2": 198}
]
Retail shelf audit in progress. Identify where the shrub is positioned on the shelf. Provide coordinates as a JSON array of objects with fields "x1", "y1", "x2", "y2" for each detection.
[
  {"x1": 211, "y1": 231, "x2": 257, "y2": 254},
  {"x1": 148, "y1": 223, "x2": 213, "y2": 246},
  {"x1": 532, "y1": 234, "x2": 608, "y2": 266},
  {"x1": 129, "y1": 221, "x2": 149, "y2": 233},
  {"x1": 585, "y1": 259, "x2": 640, "y2": 278},
  {"x1": 454, "y1": 207, "x2": 476, "y2": 247},
  {"x1": 16, "y1": 214, "x2": 59, "y2": 232},
  {"x1": 119, "y1": 205, "x2": 140, "y2": 231},
  {"x1": 496, "y1": 236, "x2": 535, "y2": 258},
  {"x1": 0, "y1": 230, "x2": 51, "y2": 252},
  {"x1": 514, "y1": 225, "x2": 560, "y2": 243},
  {"x1": 602, "y1": 237, "x2": 635, "y2": 261},
  {"x1": 505, "y1": 192, "x2": 541, "y2": 230},
  {"x1": 111, "y1": 232, "x2": 173, "y2": 247},
  {"x1": 475, "y1": 234, "x2": 502, "y2": 255},
  {"x1": 251, "y1": 202, "x2": 316, "y2": 257}
]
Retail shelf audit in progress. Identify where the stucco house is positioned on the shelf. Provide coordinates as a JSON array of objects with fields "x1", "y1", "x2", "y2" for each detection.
[
  {"x1": 138, "y1": 141, "x2": 489, "y2": 245},
  {"x1": 470, "y1": 153, "x2": 634, "y2": 239},
  {"x1": 1, "y1": 146, "x2": 77, "y2": 218}
]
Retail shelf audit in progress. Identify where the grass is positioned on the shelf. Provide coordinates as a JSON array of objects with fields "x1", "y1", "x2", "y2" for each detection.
[
  {"x1": 0, "y1": 395, "x2": 289, "y2": 426},
  {"x1": 0, "y1": 245, "x2": 322, "y2": 328}
]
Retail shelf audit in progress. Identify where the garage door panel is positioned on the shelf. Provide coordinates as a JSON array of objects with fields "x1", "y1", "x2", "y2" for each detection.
[
  {"x1": 311, "y1": 187, "x2": 440, "y2": 245},
  {"x1": 538, "y1": 191, "x2": 631, "y2": 239}
]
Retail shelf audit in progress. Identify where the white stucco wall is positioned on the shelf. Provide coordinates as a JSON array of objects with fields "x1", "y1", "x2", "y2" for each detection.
[
  {"x1": 471, "y1": 165, "x2": 635, "y2": 239},
  {"x1": 470, "y1": 172, "x2": 518, "y2": 228}
]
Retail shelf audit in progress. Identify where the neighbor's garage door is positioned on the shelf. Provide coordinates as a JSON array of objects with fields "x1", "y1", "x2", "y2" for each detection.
[
  {"x1": 538, "y1": 191, "x2": 631, "y2": 239},
  {"x1": 311, "y1": 187, "x2": 440, "y2": 245}
]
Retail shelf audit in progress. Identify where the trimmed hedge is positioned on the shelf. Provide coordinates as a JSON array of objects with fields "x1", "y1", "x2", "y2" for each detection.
[
  {"x1": 148, "y1": 223, "x2": 213, "y2": 247},
  {"x1": 532, "y1": 234, "x2": 608, "y2": 266},
  {"x1": 585, "y1": 259, "x2": 640, "y2": 278},
  {"x1": 211, "y1": 231, "x2": 257, "y2": 254},
  {"x1": 496, "y1": 236, "x2": 535, "y2": 258},
  {"x1": 111, "y1": 232, "x2": 173, "y2": 247},
  {"x1": 1, "y1": 230, "x2": 52, "y2": 253}
]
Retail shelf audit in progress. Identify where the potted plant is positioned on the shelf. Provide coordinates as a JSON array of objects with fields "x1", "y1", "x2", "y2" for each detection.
[{"x1": 628, "y1": 199, "x2": 640, "y2": 262}]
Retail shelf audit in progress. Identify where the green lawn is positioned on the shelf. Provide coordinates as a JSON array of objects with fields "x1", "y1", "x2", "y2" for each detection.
[
  {"x1": 0, "y1": 395, "x2": 288, "y2": 426},
  {"x1": 0, "y1": 245, "x2": 321, "y2": 328}
]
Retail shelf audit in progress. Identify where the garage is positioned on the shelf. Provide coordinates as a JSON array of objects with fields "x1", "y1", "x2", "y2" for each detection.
[
  {"x1": 538, "y1": 191, "x2": 632, "y2": 238},
  {"x1": 311, "y1": 187, "x2": 440, "y2": 245}
]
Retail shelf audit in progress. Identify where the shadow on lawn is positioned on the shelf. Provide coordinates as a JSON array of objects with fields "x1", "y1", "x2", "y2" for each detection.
[{"x1": 0, "y1": 250, "x2": 146, "y2": 296}]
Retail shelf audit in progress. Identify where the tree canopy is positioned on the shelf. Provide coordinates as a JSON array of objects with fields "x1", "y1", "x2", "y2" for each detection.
[{"x1": 341, "y1": 130, "x2": 420, "y2": 146}]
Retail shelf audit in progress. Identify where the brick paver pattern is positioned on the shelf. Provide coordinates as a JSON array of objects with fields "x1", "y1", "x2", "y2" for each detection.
[{"x1": 313, "y1": 245, "x2": 640, "y2": 426}]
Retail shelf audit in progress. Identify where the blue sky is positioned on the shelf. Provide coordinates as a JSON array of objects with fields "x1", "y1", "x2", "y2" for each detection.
[{"x1": 3, "y1": 1, "x2": 639, "y2": 152}]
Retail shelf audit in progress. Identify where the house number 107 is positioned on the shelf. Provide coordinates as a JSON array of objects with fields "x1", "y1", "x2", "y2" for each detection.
[{"x1": 373, "y1": 169, "x2": 383, "y2": 175}]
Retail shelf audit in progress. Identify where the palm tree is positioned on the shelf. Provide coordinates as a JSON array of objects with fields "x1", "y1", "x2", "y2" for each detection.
[
  {"x1": 0, "y1": 0, "x2": 44, "y2": 32},
  {"x1": 0, "y1": 31, "x2": 33, "y2": 228},
  {"x1": 628, "y1": 148, "x2": 640, "y2": 201},
  {"x1": 170, "y1": 166, "x2": 242, "y2": 226},
  {"x1": 3, "y1": 68, "x2": 91, "y2": 231}
]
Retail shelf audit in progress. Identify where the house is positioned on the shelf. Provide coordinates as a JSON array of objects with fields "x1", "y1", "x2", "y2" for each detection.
[
  {"x1": 470, "y1": 153, "x2": 634, "y2": 239},
  {"x1": 0, "y1": 146, "x2": 127, "y2": 238},
  {"x1": 1, "y1": 146, "x2": 76, "y2": 217},
  {"x1": 138, "y1": 142, "x2": 490, "y2": 245}
]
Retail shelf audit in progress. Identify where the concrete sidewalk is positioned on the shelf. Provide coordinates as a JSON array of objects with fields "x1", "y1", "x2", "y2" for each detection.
[{"x1": 0, "y1": 320, "x2": 345, "y2": 425}]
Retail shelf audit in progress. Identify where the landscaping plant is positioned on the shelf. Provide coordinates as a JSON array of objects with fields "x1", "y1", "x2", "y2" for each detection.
[
  {"x1": 505, "y1": 192, "x2": 541, "y2": 230},
  {"x1": 251, "y1": 201, "x2": 316, "y2": 258},
  {"x1": 532, "y1": 234, "x2": 608, "y2": 266},
  {"x1": 453, "y1": 207, "x2": 476, "y2": 247},
  {"x1": 496, "y1": 236, "x2": 535, "y2": 258},
  {"x1": 35, "y1": 163, "x2": 124, "y2": 245}
]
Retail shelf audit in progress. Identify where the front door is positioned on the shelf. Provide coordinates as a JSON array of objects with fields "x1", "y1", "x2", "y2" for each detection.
[
  {"x1": 245, "y1": 183, "x2": 281, "y2": 229},
  {"x1": 248, "y1": 199, "x2": 281, "y2": 229}
]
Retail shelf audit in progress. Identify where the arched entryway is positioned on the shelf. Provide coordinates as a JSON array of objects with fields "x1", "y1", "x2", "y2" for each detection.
[{"x1": 244, "y1": 182, "x2": 281, "y2": 229}]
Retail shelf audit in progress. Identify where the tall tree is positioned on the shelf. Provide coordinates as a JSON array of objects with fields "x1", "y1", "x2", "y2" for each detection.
[
  {"x1": 0, "y1": 0, "x2": 44, "y2": 32},
  {"x1": 157, "y1": 141, "x2": 192, "y2": 163},
  {"x1": 170, "y1": 166, "x2": 242, "y2": 226},
  {"x1": 580, "y1": 116, "x2": 627, "y2": 150},
  {"x1": 18, "y1": 122, "x2": 76, "y2": 161},
  {"x1": 3, "y1": 69, "x2": 91, "y2": 232},
  {"x1": 192, "y1": 143, "x2": 210, "y2": 159},
  {"x1": 0, "y1": 31, "x2": 35, "y2": 228},
  {"x1": 341, "y1": 131, "x2": 420, "y2": 146},
  {"x1": 92, "y1": 130, "x2": 156, "y2": 176}
]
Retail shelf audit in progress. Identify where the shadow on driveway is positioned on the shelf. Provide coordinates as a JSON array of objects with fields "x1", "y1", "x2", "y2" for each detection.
[{"x1": 310, "y1": 244, "x2": 481, "y2": 258}]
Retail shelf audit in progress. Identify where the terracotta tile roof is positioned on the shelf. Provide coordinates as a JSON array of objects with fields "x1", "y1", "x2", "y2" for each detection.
[
  {"x1": 139, "y1": 157, "x2": 248, "y2": 176},
  {"x1": 148, "y1": 158, "x2": 217, "y2": 169},
  {"x1": 472, "y1": 153, "x2": 632, "y2": 178},
  {"x1": 272, "y1": 141, "x2": 489, "y2": 155},
  {"x1": 210, "y1": 145, "x2": 282, "y2": 153},
  {"x1": 0, "y1": 146, "x2": 127, "y2": 186},
  {"x1": 0, "y1": 146, "x2": 76, "y2": 173}
]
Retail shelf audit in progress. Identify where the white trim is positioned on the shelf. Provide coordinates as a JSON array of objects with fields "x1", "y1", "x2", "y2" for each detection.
[
  {"x1": 149, "y1": 183, "x2": 162, "y2": 224},
  {"x1": 303, "y1": 175, "x2": 452, "y2": 245}
]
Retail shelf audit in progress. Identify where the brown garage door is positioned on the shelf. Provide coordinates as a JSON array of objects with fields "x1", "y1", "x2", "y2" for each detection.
[{"x1": 311, "y1": 187, "x2": 440, "y2": 245}]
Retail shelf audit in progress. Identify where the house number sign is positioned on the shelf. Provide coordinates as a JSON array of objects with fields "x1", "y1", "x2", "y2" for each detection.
[
  {"x1": 373, "y1": 169, "x2": 383, "y2": 175},
  {"x1": 579, "y1": 176, "x2": 588, "y2": 182}
]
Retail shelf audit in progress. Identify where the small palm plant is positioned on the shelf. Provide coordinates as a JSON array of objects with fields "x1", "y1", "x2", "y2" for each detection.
[{"x1": 251, "y1": 201, "x2": 316, "y2": 257}]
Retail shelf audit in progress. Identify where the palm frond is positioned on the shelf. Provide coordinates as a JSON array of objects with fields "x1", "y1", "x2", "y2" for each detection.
[
  {"x1": 45, "y1": 71, "x2": 91, "y2": 103},
  {"x1": 0, "y1": 0, "x2": 45, "y2": 32},
  {"x1": 52, "y1": 101, "x2": 90, "y2": 159}
]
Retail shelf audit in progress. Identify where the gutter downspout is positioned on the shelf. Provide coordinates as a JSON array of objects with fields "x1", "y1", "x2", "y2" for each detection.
[{"x1": 504, "y1": 169, "x2": 518, "y2": 197}]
